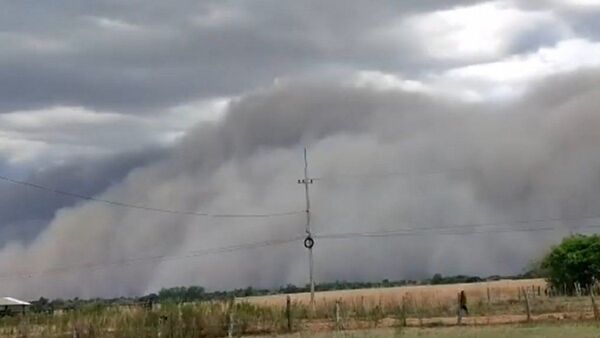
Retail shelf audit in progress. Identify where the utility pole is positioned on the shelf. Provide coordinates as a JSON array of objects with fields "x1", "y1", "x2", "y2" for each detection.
[{"x1": 298, "y1": 148, "x2": 315, "y2": 307}]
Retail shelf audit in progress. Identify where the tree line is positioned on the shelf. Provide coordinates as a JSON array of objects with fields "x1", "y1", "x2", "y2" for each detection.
[{"x1": 29, "y1": 272, "x2": 539, "y2": 313}]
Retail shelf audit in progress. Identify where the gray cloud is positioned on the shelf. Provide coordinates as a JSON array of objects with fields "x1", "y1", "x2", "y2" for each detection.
[
  {"x1": 0, "y1": 146, "x2": 166, "y2": 247},
  {"x1": 559, "y1": 10, "x2": 600, "y2": 41},
  {"x1": 0, "y1": 0, "x2": 567, "y2": 114},
  {"x1": 0, "y1": 67, "x2": 599, "y2": 298},
  {"x1": 1, "y1": 0, "x2": 600, "y2": 299},
  {"x1": 513, "y1": 0, "x2": 600, "y2": 39},
  {"x1": 507, "y1": 23, "x2": 568, "y2": 54}
]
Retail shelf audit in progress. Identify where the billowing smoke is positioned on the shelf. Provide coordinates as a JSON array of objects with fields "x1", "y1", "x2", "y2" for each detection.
[{"x1": 1, "y1": 68, "x2": 600, "y2": 299}]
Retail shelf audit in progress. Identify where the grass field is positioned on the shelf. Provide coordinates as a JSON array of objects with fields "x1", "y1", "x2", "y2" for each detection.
[
  {"x1": 243, "y1": 278, "x2": 552, "y2": 321},
  {"x1": 244, "y1": 279, "x2": 548, "y2": 309},
  {"x1": 1, "y1": 279, "x2": 598, "y2": 337}
]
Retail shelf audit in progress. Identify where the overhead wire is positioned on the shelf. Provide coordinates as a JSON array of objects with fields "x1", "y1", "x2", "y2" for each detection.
[
  {"x1": 314, "y1": 210, "x2": 600, "y2": 240},
  {"x1": 3, "y1": 219, "x2": 595, "y2": 281},
  {"x1": 311, "y1": 168, "x2": 465, "y2": 181},
  {"x1": 315, "y1": 211, "x2": 600, "y2": 239},
  {"x1": 4, "y1": 214, "x2": 600, "y2": 280},
  {"x1": 0, "y1": 235, "x2": 305, "y2": 280},
  {"x1": 315, "y1": 223, "x2": 600, "y2": 240},
  {"x1": 0, "y1": 174, "x2": 303, "y2": 218},
  {"x1": 4, "y1": 162, "x2": 600, "y2": 281}
]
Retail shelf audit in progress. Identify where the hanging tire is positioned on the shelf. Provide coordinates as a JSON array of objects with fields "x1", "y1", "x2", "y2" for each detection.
[{"x1": 304, "y1": 236, "x2": 315, "y2": 249}]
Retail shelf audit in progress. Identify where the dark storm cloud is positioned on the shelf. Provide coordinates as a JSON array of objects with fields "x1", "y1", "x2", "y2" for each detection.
[
  {"x1": 507, "y1": 23, "x2": 567, "y2": 54},
  {"x1": 1, "y1": 0, "x2": 600, "y2": 299},
  {"x1": 562, "y1": 10, "x2": 600, "y2": 41},
  {"x1": 513, "y1": 0, "x2": 600, "y2": 40},
  {"x1": 518, "y1": 67, "x2": 600, "y2": 110},
  {"x1": 0, "y1": 0, "x2": 532, "y2": 114},
  {"x1": 0, "y1": 66, "x2": 599, "y2": 298},
  {"x1": 0, "y1": 146, "x2": 166, "y2": 246}
]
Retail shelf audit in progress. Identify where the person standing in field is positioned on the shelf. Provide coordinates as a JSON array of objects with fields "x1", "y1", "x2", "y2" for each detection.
[{"x1": 459, "y1": 290, "x2": 468, "y2": 315}]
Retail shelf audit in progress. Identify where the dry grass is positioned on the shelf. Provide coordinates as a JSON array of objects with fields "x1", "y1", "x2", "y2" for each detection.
[
  {"x1": 244, "y1": 279, "x2": 547, "y2": 309},
  {"x1": 5, "y1": 279, "x2": 596, "y2": 337}
]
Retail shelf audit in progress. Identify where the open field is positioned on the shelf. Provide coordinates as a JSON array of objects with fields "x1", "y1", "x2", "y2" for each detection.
[
  {"x1": 244, "y1": 279, "x2": 548, "y2": 309},
  {"x1": 1, "y1": 279, "x2": 598, "y2": 337}
]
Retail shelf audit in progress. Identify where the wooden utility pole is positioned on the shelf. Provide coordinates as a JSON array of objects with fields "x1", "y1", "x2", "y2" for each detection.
[{"x1": 298, "y1": 148, "x2": 316, "y2": 308}]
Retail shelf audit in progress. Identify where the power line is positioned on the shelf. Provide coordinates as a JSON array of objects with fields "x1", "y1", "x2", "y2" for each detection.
[
  {"x1": 0, "y1": 235, "x2": 304, "y2": 280},
  {"x1": 5, "y1": 217, "x2": 600, "y2": 281},
  {"x1": 0, "y1": 174, "x2": 303, "y2": 218},
  {"x1": 312, "y1": 168, "x2": 465, "y2": 182},
  {"x1": 312, "y1": 209, "x2": 600, "y2": 241},
  {"x1": 6, "y1": 221, "x2": 594, "y2": 281},
  {"x1": 315, "y1": 223, "x2": 600, "y2": 240},
  {"x1": 6, "y1": 156, "x2": 600, "y2": 284}
]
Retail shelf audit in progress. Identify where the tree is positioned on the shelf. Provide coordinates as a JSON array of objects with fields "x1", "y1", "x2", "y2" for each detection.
[
  {"x1": 185, "y1": 286, "x2": 205, "y2": 301},
  {"x1": 31, "y1": 297, "x2": 51, "y2": 313},
  {"x1": 541, "y1": 234, "x2": 600, "y2": 294}
]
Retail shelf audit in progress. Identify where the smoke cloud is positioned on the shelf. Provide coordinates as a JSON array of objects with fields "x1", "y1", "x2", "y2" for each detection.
[{"x1": 1, "y1": 68, "x2": 600, "y2": 299}]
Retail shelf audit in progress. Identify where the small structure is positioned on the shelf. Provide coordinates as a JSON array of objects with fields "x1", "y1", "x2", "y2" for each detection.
[{"x1": 0, "y1": 297, "x2": 30, "y2": 316}]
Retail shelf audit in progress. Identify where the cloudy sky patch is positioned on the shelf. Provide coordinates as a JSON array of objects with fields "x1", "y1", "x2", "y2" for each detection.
[{"x1": 0, "y1": 0, "x2": 599, "y2": 298}]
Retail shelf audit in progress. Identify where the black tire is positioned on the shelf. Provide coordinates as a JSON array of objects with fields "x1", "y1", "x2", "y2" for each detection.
[{"x1": 303, "y1": 236, "x2": 315, "y2": 249}]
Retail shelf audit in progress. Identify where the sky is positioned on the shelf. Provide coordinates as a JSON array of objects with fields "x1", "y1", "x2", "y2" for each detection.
[{"x1": 1, "y1": 0, "x2": 600, "y2": 299}]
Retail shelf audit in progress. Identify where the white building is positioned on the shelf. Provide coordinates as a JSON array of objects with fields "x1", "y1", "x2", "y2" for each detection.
[{"x1": 0, "y1": 297, "x2": 31, "y2": 315}]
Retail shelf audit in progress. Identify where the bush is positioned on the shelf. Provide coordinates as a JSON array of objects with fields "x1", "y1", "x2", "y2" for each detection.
[{"x1": 541, "y1": 234, "x2": 600, "y2": 294}]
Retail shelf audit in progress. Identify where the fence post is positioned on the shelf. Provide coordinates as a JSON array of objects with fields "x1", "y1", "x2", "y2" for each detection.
[
  {"x1": 591, "y1": 292, "x2": 599, "y2": 321},
  {"x1": 286, "y1": 295, "x2": 292, "y2": 332},
  {"x1": 335, "y1": 299, "x2": 341, "y2": 330},
  {"x1": 228, "y1": 297, "x2": 235, "y2": 338},
  {"x1": 401, "y1": 295, "x2": 407, "y2": 327},
  {"x1": 228, "y1": 312, "x2": 234, "y2": 338},
  {"x1": 456, "y1": 292, "x2": 462, "y2": 325},
  {"x1": 522, "y1": 288, "x2": 531, "y2": 322},
  {"x1": 486, "y1": 287, "x2": 492, "y2": 323},
  {"x1": 17, "y1": 316, "x2": 29, "y2": 338}
]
